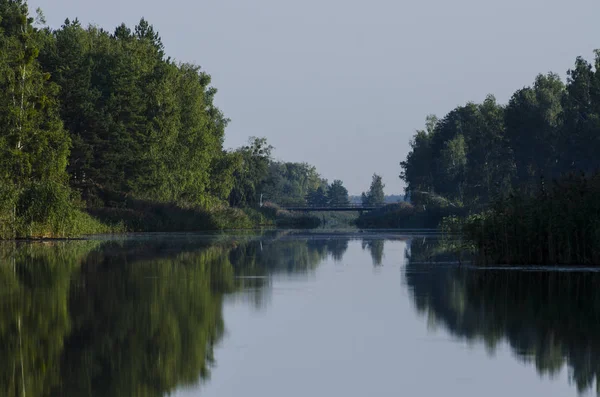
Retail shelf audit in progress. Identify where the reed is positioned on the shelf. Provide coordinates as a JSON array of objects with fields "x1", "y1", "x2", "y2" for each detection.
[{"x1": 464, "y1": 172, "x2": 600, "y2": 265}]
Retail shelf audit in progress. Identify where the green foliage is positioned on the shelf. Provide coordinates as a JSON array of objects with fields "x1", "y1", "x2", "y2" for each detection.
[
  {"x1": 274, "y1": 210, "x2": 321, "y2": 229},
  {"x1": 317, "y1": 211, "x2": 358, "y2": 228},
  {"x1": 0, "y1": 1, "x2": 75, "y2": 238},
  {"x1": 87, "y1": 197, "x2": 258, "y2": 232},
  {"x1": 504, "y1": 73, "x2": 564, "y2": 188},
  {"x1": 356, "y1": 201, "x2": 464, "y2": 229},
  {"x1": 402, "y1": 96, "x2": 510, "y2": 207},
  {"x1": 0, "y1": 5, "x2": 345, "y2": 237},
  {"x1": 361, "y1": 173, "x2": 385, "y2": 206},
  {"x1": 399, "y1": 49, "x2": 600, "y2": 260},
  {"x1": 228, "y1": 137, "x2": 331, "y2": 209},
  {"x1": 401, "y1": 52, "x2": 600, "y2": 209},
  {"x1": 228, "y1": 137, "x2": 273, "y2": 207},
  {"x1": 464, "y1": 172, "x2": 600, "y2": 265},
  {"x1": 306, "y1": 186, "x2": 329, "y2": 206},
  {"x1": 262, "y1": 161, "x2": 327, "y2": 206},
  {"x1": 38, "y1": 18, "x2": 229, "y2": 206},
  {"x1": 327, "y1": 180, "x2": 349, "y2": 205}
]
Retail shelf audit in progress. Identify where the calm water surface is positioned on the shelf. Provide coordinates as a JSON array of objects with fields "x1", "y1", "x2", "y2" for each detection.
[{"x1": 1, "y1": 231, "x2": 598, "y2": 396}]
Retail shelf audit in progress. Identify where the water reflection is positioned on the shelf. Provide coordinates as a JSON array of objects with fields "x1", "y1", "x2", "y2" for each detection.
[
  {"x1": 0, "y1": 242, "x2": 93, "y2": 397},
  {"x1": 227, "y1": 233, "x2": 351, "y2": 307},
  {"x1": 361, "y1": 239, "x2": 385, "y2": 266},
  {"x1": 0, "y1": 238, "x2": 236, "y2": 397},
  {"x1": 3, "y1": 233, "x2": 599, "y2": 396},
  {"x1": 0, "y1": 233, "x2": 350, "y2": 397},
  {"x1": 405, "y1": 237, "x2": 600, "y2": 395}
]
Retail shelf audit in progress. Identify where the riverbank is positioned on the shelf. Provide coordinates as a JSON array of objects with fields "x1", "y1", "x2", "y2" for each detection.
[
  {"x1": 0, "y1": 198, "x2": 334, "y2": 240},
  {"x1": 462, "y1": 173, "x2": 600, "y2": 266},
  {"x1": 356, "y1": 173, "x2": 600, "y2": 266}
]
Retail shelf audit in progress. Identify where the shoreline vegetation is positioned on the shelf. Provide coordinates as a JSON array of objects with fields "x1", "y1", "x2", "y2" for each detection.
[
  {"x1": 394, "y1": 49, "x2": 600, "y2": 265},
  {"x1": 0, "y1": 2, "x2": 352, "y2": 239}
]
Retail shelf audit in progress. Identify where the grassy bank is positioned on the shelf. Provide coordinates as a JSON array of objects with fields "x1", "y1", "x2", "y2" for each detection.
[
  {"x1": 463, "y1": 173, "x2": 600, "y2": 266},
  {"x1": 0, "y1": 181, "x2": 124, "y2": 239},
  {"x1": 0, "y1": 194, "x2": 329, "y2": 240},
  {"x1": 88, "y1": 200, "x2": 261, "y2": 233}
]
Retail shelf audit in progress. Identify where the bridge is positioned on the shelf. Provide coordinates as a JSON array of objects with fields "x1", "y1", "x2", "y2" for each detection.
[{"x1": 279, "y1": 204, "x2": 383, "y2": 212}]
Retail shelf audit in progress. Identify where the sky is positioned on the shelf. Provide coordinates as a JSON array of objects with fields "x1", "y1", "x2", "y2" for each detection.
[{"x1": 28, "y1": 0, "x2": 600, "y2": 195}]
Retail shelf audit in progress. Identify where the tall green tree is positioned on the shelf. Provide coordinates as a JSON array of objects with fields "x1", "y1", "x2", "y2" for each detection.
[
  {"x1": 362, "y1": 174, "x2": 385, "y2": 206},
  {"x1": 306, "y1": 185, "x2": 329, "y2": 206},
  {"x1": 327, "y1": 180, "x2": 349, "y2": 206},
  {"x1": 228, "y1": 137, "x2": 273, "y2": 207},
  {"x1": 0, "y1": 0, "x2": 72, "y2": 236},
  {"x1": 402, "y1": 97, "x2": 511, "y2": 207},
  {"x1": 38, "y1": 18, "x2": 230, "y2": 207},
  {"x1": 505, "y1": 73, "x2": 565, "y2": 187},
  {"x1": 561, "y1": 52, "x2": 600, "y2": 174},
  {"x1": 400, "y1": 115, "x2": 436, "y2": 198}
]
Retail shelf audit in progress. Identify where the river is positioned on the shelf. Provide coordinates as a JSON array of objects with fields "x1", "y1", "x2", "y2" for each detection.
[{"x1": 0, "y1": 231, "x2": 597, "y2": 396}]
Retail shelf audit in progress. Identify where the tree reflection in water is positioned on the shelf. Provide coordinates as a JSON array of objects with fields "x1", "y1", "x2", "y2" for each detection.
[
  {"x1": 0, "y1": 233, "x2": 350, "y2": 397},
  {"x1": 0, "y1": 239, "x2": 234, "y2": 397},
  {"x1": 361, "y1": 239, "x2": 385, "y2": 266},
  {"x1": 7, "y1": 234, "x2": 598, "y2": 396},
  {"x1": 405, "y1": 237, "x2": 600, "y2": 395}
]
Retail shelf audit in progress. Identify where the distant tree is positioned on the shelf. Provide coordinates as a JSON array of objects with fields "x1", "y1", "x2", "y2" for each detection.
[
  {"x1": 384, "y1": 195, "x2": 405, "y2": 204},
  {"x1": 362, "y1": 240, "x2": 385, "y2": 266},
  {"x1": 362, "y1": 174, "x2": 385, "y2": 206},
  {"x1": 327, "y1": 180, "x2": 349, "y2": 206},
  {"x1": 262, "y1": 162, "x2": 327, "y2": 206},
  {"x1": 306, "y1": 186, "x2": 328, "y2": 206}
]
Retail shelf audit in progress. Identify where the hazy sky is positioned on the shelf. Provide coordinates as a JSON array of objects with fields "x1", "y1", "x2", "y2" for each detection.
[{"x1": 29, "y1": 0, "x2": 600, "y2": 194}]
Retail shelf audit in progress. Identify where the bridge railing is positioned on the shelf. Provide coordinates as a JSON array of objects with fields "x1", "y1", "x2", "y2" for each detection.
[{"x1": 278, "y1": 203, "x2": 385, "y2": 210}]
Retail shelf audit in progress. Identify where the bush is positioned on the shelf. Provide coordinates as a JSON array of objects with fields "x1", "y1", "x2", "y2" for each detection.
[
  {"x1": 356, "y1": 201, "x2": 464, "y2": 229},
  {"x1": 274, "y1": 209, "x2": 321, "y2": 229}
]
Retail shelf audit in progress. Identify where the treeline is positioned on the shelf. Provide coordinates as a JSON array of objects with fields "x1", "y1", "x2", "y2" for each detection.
[
  {"x1": 225, "y1": 136, "x2": 352, "y2": 229},
  {"x1": 400, "y1": 50, "x2": 600, "y2": 262},
  {"x1": 402, "y1": 52, "x2": 600, "y2": 206},
  {"x1": 0, "y1": 2, "x2": 343, "y2": 237},
  {"x1": 227, "y1": 137, "x2": 348, "y2": 208}
]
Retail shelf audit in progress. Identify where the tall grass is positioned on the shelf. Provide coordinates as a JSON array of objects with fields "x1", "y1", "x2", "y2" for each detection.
[
  {"x1": 0, "y1": 181, "x2": 123, "y2": 239},
  {"x1": 464, "y1": 172, "x2": 600, "y2": 265},
  {"x1": 87, "y1": 198, "x2": 263, "y2": 232}
]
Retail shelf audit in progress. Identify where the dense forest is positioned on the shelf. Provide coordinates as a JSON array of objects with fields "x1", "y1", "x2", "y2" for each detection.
[
  {"x1": 0, "y1": 1, "x2": 350, "y2": 238},
  {"x1": 398, "y1": 50, "x2": 600, "y2": 263}
]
